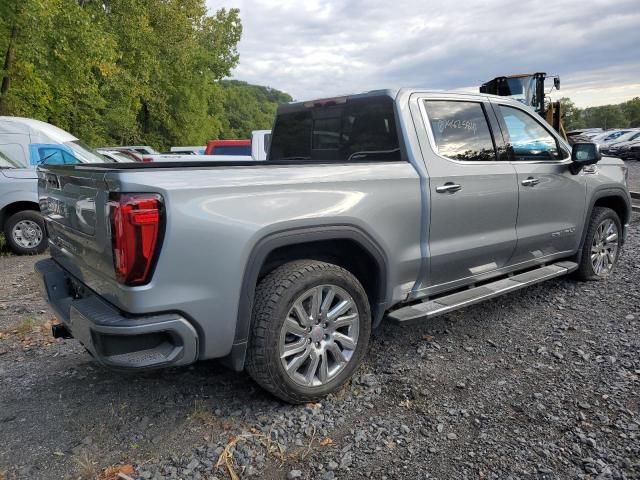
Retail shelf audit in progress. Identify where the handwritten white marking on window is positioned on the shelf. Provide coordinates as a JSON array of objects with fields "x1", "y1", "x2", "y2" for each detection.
[{"x1": 436, "y1": 119, "x2": 477, "y2": 135}]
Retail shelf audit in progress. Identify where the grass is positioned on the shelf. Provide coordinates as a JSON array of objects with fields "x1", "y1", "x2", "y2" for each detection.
[
  {"x1": 189, "y1": 400, "x2": 217, "y2": 426},
  {"x1": 0, "y1": 232, "x2": 8, "y2": 256},
  {"x1": 13, "y1": 318, "x2": 39, "y2": 337},
  {"x1": 73, "y1": 451, "x2": 98, "y2": 480}
]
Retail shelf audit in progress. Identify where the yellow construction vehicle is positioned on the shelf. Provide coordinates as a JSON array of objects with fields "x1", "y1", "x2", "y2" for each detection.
[{"x1": 480, "y1": 72, "x2": 567, "y2": 141}]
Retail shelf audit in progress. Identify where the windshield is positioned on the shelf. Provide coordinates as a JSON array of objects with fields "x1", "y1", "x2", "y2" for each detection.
[
  {"x1": 214, "y1": 145, "x2": 252, "y2": 156},
  {"x1": 63, "y1": 140, "x2": 109, "y2": 163},
  {"x1": 504, "y1": 76, "x2": 539, "y2": 109},
  {"x1": 0, "y1": 151, "x2": 22, "y2": 168}
]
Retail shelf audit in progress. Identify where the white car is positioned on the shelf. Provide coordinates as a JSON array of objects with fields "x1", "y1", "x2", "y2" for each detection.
[
  {"x1": 96, "y1": 149, "x2": 136, "y2": 163},
  {"x1": 0, "y1": 116, "x2": 106, "y2": 254},
  {"x1": 169, "y1": 146, "x2": 206, "y2": 155},
  {"x1": 590, "y1": 130, "x2": 636, "y2": 145}
]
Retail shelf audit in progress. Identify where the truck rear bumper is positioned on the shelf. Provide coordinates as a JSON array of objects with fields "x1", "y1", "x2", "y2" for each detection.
[{"x1": 35, "y1": 258, "x2": 199, "y2": 369}]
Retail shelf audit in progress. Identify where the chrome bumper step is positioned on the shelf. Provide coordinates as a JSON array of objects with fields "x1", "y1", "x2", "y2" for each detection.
[{"x1": 387, "y1": 261, "x2": 578, "y2": 324}]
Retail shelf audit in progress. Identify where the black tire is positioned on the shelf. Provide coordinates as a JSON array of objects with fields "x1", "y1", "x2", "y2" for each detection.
[
  {"x1": 3, "y1": 210, "x2": 47, "y2": 255},
  {"x1": 246, "y1": 260, "x2": 371, "y2": 404},
  {"x1": 574, "y1": 207, "x2": 621, "y2": 281}
]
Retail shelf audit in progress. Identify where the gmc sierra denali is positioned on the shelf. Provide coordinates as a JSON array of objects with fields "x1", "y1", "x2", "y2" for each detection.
[{"x1": 36, "y1": 89, "x2": 632, "y2": 403}]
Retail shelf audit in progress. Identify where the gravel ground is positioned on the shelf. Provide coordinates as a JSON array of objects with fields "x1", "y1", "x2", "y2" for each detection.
[{"x1": 1, "y1": 161, "x2": 639, "y2": 480}]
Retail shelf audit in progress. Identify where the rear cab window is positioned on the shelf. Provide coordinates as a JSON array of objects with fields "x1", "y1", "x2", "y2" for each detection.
[
  {"x1": 269, "y1": 96, "x2": 402, "y2": 162},
  {"x1": 424, "y1": 100, "x2": 498, "y2": 162}
]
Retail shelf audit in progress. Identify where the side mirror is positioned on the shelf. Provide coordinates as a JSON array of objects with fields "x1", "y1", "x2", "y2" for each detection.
[{"x1": 570, "y1": 142, "x2": 601, "y2": 173}]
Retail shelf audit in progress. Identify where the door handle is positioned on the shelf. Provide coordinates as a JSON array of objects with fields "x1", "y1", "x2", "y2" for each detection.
[
  {"x1": 436, "y1": 183, "x2": 463, "y2": 193},
  {"x1": 521, "y1": 177, "x2": 540, "y2": 187}
]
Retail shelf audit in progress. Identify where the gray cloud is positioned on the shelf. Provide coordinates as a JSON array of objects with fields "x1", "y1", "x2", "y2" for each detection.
[{"x1": 208, "y1": 0, "x2": 640, "y2": 105}]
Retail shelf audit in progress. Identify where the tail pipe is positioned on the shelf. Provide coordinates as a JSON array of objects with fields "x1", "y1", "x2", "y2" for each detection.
[{"x1": 52, "y1": 323, "x2": 73, "y2": 339}]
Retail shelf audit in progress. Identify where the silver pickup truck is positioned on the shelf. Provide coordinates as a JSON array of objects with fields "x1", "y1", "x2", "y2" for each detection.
[{"x1": 36, "y1": 89, "x2": 632, "y2": 403}]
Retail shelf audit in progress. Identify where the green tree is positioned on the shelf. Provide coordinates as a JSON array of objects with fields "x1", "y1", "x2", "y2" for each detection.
[
  {"x1": 582, "y1": 105, "x2": 627, "y2": 130},
  {"x1": 0, "y1": 0, "x2": 250, "y2": 148},
  {"x1": 621, "y1": 97, "x2": 640, "y2": 128},
  {"x1": 218, "y1": 80, "x2": 292, "y2": 138},
  {"x1": 560, "y1": 97, "x2": 585, "y2": 130}
]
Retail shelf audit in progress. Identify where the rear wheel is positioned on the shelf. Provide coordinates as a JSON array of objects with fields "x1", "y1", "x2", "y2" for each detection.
[
  {"x1": 4, "y1": 210, "x2": 47, "y2": 255},
  {"x1": 246, "y1": 260, "x2": 371, "y2": 404},
  {"x1": 574, "y1": 207, "x2": 621, "y2": 280}
]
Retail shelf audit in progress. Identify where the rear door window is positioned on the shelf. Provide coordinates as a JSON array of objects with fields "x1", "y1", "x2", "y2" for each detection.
[
  {"x1": 269, "y1": 96, "x2": 401, "y2": 162},
  {"x1": 424, "y1": 100, "x2": 497, "y2": 162}
]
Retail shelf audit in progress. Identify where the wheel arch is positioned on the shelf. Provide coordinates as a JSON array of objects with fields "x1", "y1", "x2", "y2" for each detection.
[
  {"x1": 579, "y1": 188, "x2": 631, "y2": 254},
  {"x1": 223, "y1": 225, "x2": 389, "y2": 371},
  {"x1": 0, "y1": 200, "x2": 41, "y2": 231},
  {"x1": 575, "y1": 188, "x2": 631, "y2": 263}
]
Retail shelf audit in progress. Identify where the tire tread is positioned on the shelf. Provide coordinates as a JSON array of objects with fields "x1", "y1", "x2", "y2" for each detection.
[
  {"x1": 574, "y1": 206, "x2": 621, "y2": 281},
  {"x1": 246, "y1": 260, "x2": 369, "y2": 403}
]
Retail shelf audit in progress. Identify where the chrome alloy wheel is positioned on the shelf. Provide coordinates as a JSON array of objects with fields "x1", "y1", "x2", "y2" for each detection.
[
  {"x1": 279, "y1": 284, "x2": 360, "y2": 387},
  {"x1": 591, "y1": 218, "x2": 619, "y2": 276},
  {"x1": 12, "y1": 220, "x2": 43, "y2": 249}
]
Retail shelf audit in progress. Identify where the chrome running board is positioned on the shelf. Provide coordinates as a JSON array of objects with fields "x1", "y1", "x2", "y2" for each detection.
[{"x1": 387, "y1": 261, "x2": 578, "y2": 324}]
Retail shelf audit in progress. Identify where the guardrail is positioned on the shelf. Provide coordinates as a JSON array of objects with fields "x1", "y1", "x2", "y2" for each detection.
[{"x1": 631, "y1": 191, "x2": 640, "y2": 213}]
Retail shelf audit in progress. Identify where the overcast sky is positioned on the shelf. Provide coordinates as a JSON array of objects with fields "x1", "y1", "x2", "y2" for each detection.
[{"x1": 207, "y1": 0, "x2": 640, "y2": 107}]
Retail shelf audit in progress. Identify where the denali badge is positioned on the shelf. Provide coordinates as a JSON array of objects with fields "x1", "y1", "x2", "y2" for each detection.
[
  {"x1": 45, "y1": 173, "x2": 60, "y2": 189},
  {"x1": 47, "y1": 198, "x2": 66, "y2": 218}
]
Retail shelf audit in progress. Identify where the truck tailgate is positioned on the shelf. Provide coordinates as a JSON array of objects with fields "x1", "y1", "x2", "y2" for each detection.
[{"x1": 37, "y1": 165, "x2": 116, "y2": 282}]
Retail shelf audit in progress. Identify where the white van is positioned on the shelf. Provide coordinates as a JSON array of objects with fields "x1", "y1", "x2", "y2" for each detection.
[{"x1": 0, "y1": 117, "x2": 106, "y2": 254}]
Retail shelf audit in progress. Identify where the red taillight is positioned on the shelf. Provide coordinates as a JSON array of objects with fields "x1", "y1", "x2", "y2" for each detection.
[{"x1": 109, "y1": 193, "x2": 163, "y2": 285}]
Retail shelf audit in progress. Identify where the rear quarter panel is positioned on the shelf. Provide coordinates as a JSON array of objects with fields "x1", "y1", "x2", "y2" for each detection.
[{"x1": 69, "y1": 162, "x2": 422, "y2": 359}]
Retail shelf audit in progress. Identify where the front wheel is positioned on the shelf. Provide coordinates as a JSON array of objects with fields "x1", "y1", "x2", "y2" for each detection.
[
  {"x1": 4, "y1": 210, "x2": 47, "y2": 255},
  {"x1": 246, "y1": 260, "x2": 371, "y2": 404},
  {"x1": 574, "y1": 207, "x2": 621, "y2": 280}
]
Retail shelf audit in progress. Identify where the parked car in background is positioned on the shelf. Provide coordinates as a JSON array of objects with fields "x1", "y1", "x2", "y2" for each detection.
[
  {"x1": 601, "y1": 131, "x2": 640, "y2": 156},
  {"x1": 36, "y1": 89, "x2": 631, "y2": 403},
  {"x1": 170, "y1": 146, "x2": 206, "y2": 155},
  {"x1": 566, "y1": 128, "x2": 603, "y2": 143},
  {"x1": 98, "y1": 148, "x2": 143, "y2": 162},
  {"x1": 621, "y1": 142, "x2": 640, "y2": 161},
  {"x1": 144, "y1": 131, "x2": 271, "y2": 162},
  {"x1": 590, "y1": 130, "x2": 635, "y2": 146},
  {"x1": 96, "y1": 149, "x2": 136, "y2": 163},
  {"x1": 0, "y1": 116, "x2": 108, "y2": 254},
  {"x1": 104, "y1": 145, "x2": 158, "y2": 155},
  {"x1": 0, "y1": 152, "x2": 42, "y2": 254},
  {"x1": 203, "y1": 130, "x2": 271, "y2": 160},
  {"x1": 249, "y1": 130, "x2": 271, "y2": 161},
  {"x1": 204, "y1": 139, "x2": 251, "y2": 156},
  {"x1": 567, "y1": 128, "x2": 602, "y2": 136}
]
